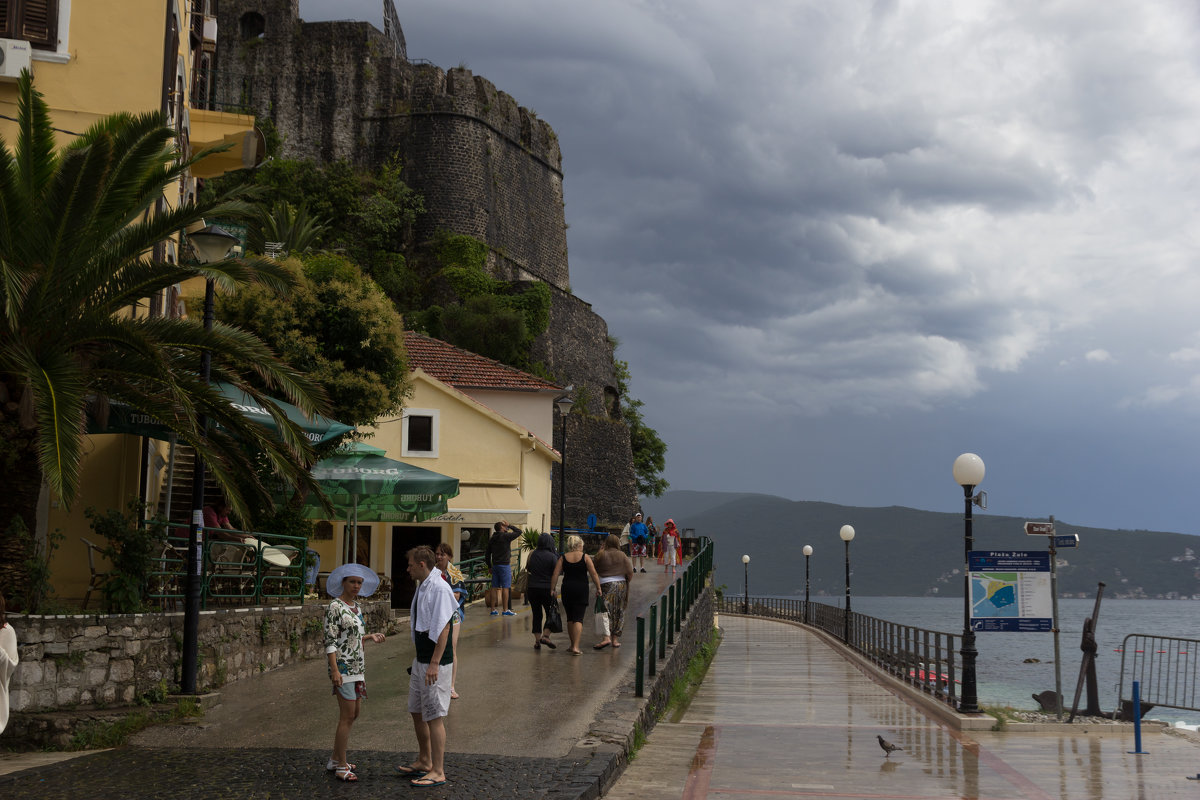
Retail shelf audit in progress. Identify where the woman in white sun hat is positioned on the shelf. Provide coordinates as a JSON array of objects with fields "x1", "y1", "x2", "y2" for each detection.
[{"x1": 324, "y1": 562, "x2": 384, "y2": 782}]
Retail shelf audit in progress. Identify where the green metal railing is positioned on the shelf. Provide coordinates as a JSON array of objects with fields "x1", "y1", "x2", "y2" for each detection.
[
  {"x1": 634, "y1": 537, "x2": 714, "y2": 697},
  {"x1": 147, "y1": 522, "x2": 309, "y2": 609}
]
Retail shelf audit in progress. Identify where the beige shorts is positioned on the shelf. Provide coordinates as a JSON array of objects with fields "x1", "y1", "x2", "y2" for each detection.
[{"x1": 407, "y1": 658, "x2": 452, "y2": 721}]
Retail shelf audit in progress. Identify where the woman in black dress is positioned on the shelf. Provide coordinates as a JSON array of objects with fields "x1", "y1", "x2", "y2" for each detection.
[
  {"x1": 526, "y1": 532, "x2": 560, "y2": 650},
  {"x1": 550, "y1": 534, "x2": 602, "y2": 655}
]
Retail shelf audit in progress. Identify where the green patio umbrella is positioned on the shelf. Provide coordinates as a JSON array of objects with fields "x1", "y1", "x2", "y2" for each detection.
[
  {"x1": 300, "y1": 452, "x2": 460, "y2": 565},
  {"x1": 86, "y1": 382, "x2": 354, "y2": 444}
]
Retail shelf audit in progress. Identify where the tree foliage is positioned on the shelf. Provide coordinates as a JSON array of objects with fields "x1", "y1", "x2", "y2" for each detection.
[
  {"x1": 216, "y1": 252, "x2": 410, "y2": 428},
  {"x1": 0, "y1": 71, "x2": 329, "y2": 604},
  {"x1": 614, "y1": 353, "x2": 669, "y2": 497}
]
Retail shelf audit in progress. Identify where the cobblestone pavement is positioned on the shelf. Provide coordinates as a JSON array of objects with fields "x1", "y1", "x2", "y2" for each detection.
[{"x1": 0, "y1": 746, "x2": 602, "y2": 799}]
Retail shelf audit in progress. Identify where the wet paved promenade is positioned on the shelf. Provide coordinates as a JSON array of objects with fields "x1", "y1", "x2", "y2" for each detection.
[
  {"x1": 607, "y1": 615, "x2": 1200, "y2": 799},
  {"x1": 6, "y1": 599, "x2": 1200, "y2": 798},
  {"x1": 0, "y1": 567, "x2": 683, "y2": 799}
]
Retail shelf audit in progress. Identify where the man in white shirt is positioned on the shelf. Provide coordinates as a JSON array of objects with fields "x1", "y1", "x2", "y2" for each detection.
[{"x1": 397, "y1": 545, "x2": 456, "y2": 788}]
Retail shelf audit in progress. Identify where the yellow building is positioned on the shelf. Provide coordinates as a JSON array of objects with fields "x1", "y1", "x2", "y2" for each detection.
[
  {"x1": 308, "y1": 332, "x2": 563, "y2": 609},
  {"x1": 0, "y1": 1, "x2": 261, "y2": 602}
]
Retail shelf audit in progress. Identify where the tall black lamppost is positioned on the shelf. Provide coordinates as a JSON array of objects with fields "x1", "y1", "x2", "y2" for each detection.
[
  {"x1": 953, "y1": 452, "x2": 986, "y2": 714},
  {"x1": 802, "y1": 544, "x2": 813, "y2": 624},
  {"x1": 839, "y1": 525, "x2": 855, "y2": 644},
  {"x1": 554, "y1": 393, "x2": 574, "y2": 553},
  {"x1": 182, "y1": 224, "x2": 239, "y2": 695},
  {"x1": 741, "y1": 554, "x2": 750, "y2": 613}
]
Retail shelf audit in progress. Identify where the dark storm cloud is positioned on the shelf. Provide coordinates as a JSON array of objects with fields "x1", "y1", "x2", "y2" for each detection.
[{"x1": 299, "y1": 1, "x2": 1200, "y2": 532}]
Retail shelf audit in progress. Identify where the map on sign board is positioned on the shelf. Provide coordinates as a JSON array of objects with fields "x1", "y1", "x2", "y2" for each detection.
[{"x1": 968, "y1": 551, "x2": 1052, "y2": 632}]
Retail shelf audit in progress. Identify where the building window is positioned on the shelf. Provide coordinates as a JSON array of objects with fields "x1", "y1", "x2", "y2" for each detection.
[
  {"x1": 0, "y1": 0, "x2": 60, "y2": 50},
  {"x1": 402, "y1": 409, "x2": 438, "y2": 457}
]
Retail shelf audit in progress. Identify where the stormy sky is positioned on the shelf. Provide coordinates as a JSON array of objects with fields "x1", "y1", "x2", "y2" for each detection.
[{"x1": 300, "y1": 1, "x2": 1200, "y2": 535}]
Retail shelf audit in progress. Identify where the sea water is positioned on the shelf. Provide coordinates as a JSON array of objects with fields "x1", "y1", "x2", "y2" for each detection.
[{"x1": 809, "y1": 596, "x2": 1200, "y2": 727}]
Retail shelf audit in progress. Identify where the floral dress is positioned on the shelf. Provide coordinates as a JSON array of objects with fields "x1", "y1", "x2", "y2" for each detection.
[{"x1": 325, "y1": 597, "x2": 367, "y2": 683}]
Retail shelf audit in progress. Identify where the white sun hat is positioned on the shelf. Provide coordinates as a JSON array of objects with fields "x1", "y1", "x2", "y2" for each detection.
[{"x1": 326, "y1": 562, "x2": 381, "y2": 598}]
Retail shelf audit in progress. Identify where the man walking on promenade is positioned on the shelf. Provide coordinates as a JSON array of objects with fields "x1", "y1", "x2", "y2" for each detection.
[
  {"x1": 628, "y1": 512, "x2": 649, "y2": 573},
  {"x1": 399, "y1": 545, "x2": 456, "y2": 788},
  {"x1": 485, "y1": 520, "x2": 522, "y2": 616}
]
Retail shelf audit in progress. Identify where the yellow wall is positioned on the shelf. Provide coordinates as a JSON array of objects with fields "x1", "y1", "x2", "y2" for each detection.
[{"x1": 0, "y1": 1, "x2": 169, "y2": 146}]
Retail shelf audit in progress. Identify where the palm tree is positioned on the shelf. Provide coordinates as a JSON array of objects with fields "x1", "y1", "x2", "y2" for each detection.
[{"x1": 0, "y1": 72, "x2": 329, "y2": 604}]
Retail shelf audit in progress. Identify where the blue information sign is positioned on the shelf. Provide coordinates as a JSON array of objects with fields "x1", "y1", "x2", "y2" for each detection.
[{"x1": 968, "y1": 550, "x2": 1052, "y2": 632}]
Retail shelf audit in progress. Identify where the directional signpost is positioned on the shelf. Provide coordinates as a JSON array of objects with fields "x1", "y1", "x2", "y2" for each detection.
[{"x1": 1025, "y1": 521, "x2": 1055, "y2": 535}]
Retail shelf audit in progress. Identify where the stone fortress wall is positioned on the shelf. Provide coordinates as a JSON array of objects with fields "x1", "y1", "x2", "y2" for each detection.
[{"x1": 213, "y1": 0, "x2": 637, "y2": 524}]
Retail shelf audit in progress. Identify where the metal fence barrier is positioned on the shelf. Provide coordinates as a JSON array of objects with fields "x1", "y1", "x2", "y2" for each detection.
[
  {"x1": 716, "y1": 596, "x2": 962, "y2": 709},
  {"x1": 634, "y1": 537, "x2": 714, "y2": 697},
  {"x1": 1116, "y1": 634, "x2": 1200, "y2": 716}
]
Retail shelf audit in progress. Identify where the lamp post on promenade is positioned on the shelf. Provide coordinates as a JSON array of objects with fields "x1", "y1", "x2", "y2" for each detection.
[
  {"x1": 803, "y1": 545, "x2": 813, "y2": 624},
  {"x1": 182, "y1": 224, "x2": 239, "y2": 694},
  {"x1": 742, "y1": 554, "x2": 750, "y2": 613},
  {"x1": 839, "y1": 525, "x2": 855, "y2": 644},
  {"x1": 953, "y1": 452, "x2": 986, "y2": 714},
  {"x1": 554, "y1": 393, "x2": 574, "y2": 553}
]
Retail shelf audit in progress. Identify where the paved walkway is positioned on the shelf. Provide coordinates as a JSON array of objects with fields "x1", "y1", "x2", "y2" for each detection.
[
  {"x1": 0, "y1": 566, "x2": 683, "y2": 799},
  {"x1": 607, "y1": 615, "x2": 1200, "y2": 799}
]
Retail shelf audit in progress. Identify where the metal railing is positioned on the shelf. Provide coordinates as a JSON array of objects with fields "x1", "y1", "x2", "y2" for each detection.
[
  {"x1": 634, "y1": 537, "x2": 714, "y2": 697},
  {"x1": 716, "y1": 597, "x2": 962, "y2": 709},
  {"x1": 1116, "y1": 634, "x2": 1200, "y2": 715},
  {"x1": 147, "y1": 523, "x2": 309, "y2": 609}
]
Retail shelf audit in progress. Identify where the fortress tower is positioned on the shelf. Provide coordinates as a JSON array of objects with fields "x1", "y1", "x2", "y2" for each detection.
[{"x1": 212, "y1": 0, "x2": 638, "y2": 523}]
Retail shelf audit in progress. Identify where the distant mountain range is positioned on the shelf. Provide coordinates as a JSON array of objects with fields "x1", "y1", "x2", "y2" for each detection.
[{"x1": 640, "y1": 490, "x2": 1200, "y2": 600}]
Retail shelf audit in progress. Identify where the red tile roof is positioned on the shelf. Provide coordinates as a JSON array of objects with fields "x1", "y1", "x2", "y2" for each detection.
[{"x1": 404, "y1": 331, "x2": 563, "y2": 392}]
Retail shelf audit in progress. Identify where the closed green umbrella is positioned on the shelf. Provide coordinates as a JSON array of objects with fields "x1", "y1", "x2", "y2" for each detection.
[{"x1": 87, "y1": 382, "x2": 353, "y2": 444}]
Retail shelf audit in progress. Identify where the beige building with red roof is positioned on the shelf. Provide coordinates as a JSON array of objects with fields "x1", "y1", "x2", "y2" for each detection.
[{"x1": 335, "y1": 332, "x2": 564, "y2": 607}]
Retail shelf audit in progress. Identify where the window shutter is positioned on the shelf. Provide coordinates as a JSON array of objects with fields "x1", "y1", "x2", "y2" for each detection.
[
  {"x1": 17, "y1": 0, "x2": 57, "y2": 49},
  {"x1": 0, "y1": 1, "x2": 11, "y2": 38}
]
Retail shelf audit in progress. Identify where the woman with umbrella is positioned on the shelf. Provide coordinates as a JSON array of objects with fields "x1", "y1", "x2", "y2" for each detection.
[{"x1": 325, "y1": 563, "x2": 385, "y2": 781}]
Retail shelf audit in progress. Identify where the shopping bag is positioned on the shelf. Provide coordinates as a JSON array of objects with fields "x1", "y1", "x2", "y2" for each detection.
[
  {"x1": 545, "y1": 600, "x2": 564, "y2": 633},
  {"x1": 595, "y1": 611, "x2": 610, "y2": 636}
]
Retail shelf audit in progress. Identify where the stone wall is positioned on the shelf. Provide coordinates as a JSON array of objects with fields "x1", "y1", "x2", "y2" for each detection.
[{"x1": 1, "y1": 600, "x2": 394, "y2": 731}]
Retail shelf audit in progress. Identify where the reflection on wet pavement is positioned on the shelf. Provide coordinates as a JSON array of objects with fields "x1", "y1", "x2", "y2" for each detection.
[{"x1": 606, "y1": 616, "x2": 1200, "y2": 799}]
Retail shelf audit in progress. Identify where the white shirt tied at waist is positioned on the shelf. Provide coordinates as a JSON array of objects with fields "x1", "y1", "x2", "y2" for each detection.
[
  {"x1": 411, "y1": 566, "x2": 456, "y2": 647},
  {"x1": 599, "y1": 575, "x2": 625, "y2": 585}
]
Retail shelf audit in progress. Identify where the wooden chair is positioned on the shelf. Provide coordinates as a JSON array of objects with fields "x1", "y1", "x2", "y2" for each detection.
[{"x1": 80, "y1": 537, "x2": 110, "y2": 610}]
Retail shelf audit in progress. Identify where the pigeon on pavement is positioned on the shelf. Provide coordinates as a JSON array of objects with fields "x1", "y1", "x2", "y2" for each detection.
[{"x1": 877, "y1": 734, "x2": 903, "y2": 758}]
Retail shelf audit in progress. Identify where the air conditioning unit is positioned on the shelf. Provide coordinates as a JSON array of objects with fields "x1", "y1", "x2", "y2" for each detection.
[{"x1": 0, "y1": 38, "x2": 32, "y2": 81}]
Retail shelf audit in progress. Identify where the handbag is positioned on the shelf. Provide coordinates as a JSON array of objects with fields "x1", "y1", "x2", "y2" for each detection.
[
  {"x1": 545, "y1": 599, "x2": 564, "y2": 633},
  {"x1": 513, "y1": 569, "x2": 529, "y2": 594},
  {"x1": 593, "y1": 593, "x2": 609, "y2": 635}
]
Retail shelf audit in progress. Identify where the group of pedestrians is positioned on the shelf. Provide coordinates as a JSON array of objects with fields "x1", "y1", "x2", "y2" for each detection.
[
  {"x1": 320, "y1": 511, "x2": 684, "y2": 789},
  {"x1": 626, "y1": 512, "x2": 682, "y2": 575}
]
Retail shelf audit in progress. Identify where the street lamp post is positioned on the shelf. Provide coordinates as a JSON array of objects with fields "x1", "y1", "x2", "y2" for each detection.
[
  {"x1": 555, "y1": 393, "x2": 574, "y2": 553},
  {"x1": 182, "y1": 224, "x2": 240, "y2": 695},
  {"x1": 953, "y1": 452, "x2": 986, "y2": 714},
  {"x1": 803, "y1": 545, "x2": 813, "y2": 624},
  {"x1": 839, "y1": 525, "x2": 855, "y2": 644},
  {"x1": 742, "y1": 554, "x2": 750, "y2": 613}
]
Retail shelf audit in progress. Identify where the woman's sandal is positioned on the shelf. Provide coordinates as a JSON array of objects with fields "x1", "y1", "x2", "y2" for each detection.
[
  {"x1": 327, "y1": 759, "x2": 356, "y2": 771},
  {"x1": 334, "y1": 765, "x2": 358, "y2": 781},
  {"x1": 540, "y1": 638, "x2": 556, "y2": 649}
]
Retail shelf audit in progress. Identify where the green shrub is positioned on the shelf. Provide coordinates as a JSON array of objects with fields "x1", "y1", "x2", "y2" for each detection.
[{"x1": 85, "y1": 501, "x2": 166, "y2": 614}]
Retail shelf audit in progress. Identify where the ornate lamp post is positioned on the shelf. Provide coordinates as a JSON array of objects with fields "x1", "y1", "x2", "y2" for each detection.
[
  {"x1": 742, "y1": 554, "x2": 750, "y2": 613},
  {"x1": 803, "y1": 545, "x2": 813, "y2": 624},
  {"x1": 554, "y1": 393, "x2": 574, "y2": 553},
  {"x1": 839, "y1": 525, "x2": 855, "y2": 644},
  {"x1": 182, "y1": 224, "x2": 239, "y2": 694},
  {"x1": 953, "y1": 452, "x2": 986, "y2": 714}
]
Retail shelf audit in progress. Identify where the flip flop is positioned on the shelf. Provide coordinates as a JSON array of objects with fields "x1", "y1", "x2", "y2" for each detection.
[
  {"x1": 450, "y1": 690, "x2": 460, "y2": 699},
  {"x1": 396, "y1": 765, "x2": 428, "y2": 777},
  {"x1": 540, "y1": 639, "x2": 556, "y2": 649},
  {"x1": 593, "y1": 642, "x2": 611, "y2": 650},
  {"x1": 411, "y1": 777, "x2": 447, "y2": 787}
]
